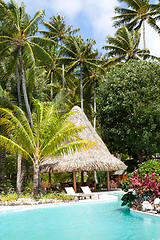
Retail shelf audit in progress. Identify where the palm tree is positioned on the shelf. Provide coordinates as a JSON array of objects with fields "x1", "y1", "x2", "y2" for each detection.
[
  {"x1": 0, "y1": 0, "x2": 54, "y2": 127},
  {"x1": 0, "y1": 100, "x2": 96, "y2": 195},
  {"x1": 40, "y1": 14, "x2": 80, "y2": 94},
  {"x1": 83, "y1": 68, "x2": 105, "y2": 184},
  {"x1": 102, "y1": 26, "x2": 151, "y2": 67},
  {"x1": 61, "y1": 36, "x2": 100, "y2": 111},
  {"x1": 39, "y1": 43, "x2": 63, "y2": 102},
  {"x1": 113, "y1": 0, "x2": 160, "y2": 48}
]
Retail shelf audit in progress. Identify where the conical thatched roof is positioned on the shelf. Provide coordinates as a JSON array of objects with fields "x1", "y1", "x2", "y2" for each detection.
[{"x1": 40, "y1": 106, "x2": 127, "y2": 173}]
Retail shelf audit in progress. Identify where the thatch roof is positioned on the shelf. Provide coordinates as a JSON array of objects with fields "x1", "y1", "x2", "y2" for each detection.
[{"x1": 40, "y1": 106, "x2": 127, "y2": 173}]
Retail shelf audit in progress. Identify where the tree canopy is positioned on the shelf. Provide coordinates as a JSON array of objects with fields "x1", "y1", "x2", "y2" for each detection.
[{"x1": 98, "y1": 60, "x2": 160, "y2": 162}]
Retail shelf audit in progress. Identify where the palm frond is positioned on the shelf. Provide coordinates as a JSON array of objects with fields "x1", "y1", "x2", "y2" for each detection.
[
  {"x1": 48, "y1": 139, "x2": 97, "y2": 158},
  {"x1": 0, "y1": 135, "x2": 34, "y2": 163},
  {"x1": 30, "y1": 41, "x2": 53, "y2": 67},
  {"x1": 0, "y1": 107, "x2": 35, "y2": 152},
  {"x1": 24, "y1": 10, "x2": 44, "y2": 35}
]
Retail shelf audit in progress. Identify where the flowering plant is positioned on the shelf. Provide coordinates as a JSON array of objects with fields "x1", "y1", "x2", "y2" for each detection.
[
  {"x1": 110, "y1": 180, "x2": 115, "y2": 185},
  {"x1": 121, "y1": 172, "x2": 160, "y2": 209},
  {"x1": 129, "y1": 172, "x2": 160, "y2": 199},
  {"x1": 41, "y1": 182, "x2": 52, "y2": 189}
]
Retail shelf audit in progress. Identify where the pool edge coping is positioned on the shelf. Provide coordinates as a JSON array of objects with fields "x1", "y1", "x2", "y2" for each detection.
[{"x1": 130, "y1": 208, "x2": 160, "y2": 219}]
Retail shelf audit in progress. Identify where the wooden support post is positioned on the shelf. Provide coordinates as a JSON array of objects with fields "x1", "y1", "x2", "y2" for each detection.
[
  {"x1": 81, "y1": 171, "x2": 84, "y2": 182},
  {"x1": 48, "y1": 172, "x2": 51, "y2": 183},
  {"x1": 73, "y1": 171, "x2": 77, "y2": 193},
  {"x1": 48, "y1": 172, "x2": 51, "y2": 189},
  {"x1": 107, "y1": 171, "x2": 110, "y2": 191}
]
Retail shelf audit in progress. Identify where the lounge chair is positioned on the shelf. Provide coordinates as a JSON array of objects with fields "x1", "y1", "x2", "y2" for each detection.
[
  {"x1": 81, "y1": 186, "x2": 101, "y2": 199},
  {"x1": 64, "y1": 187, "x2": 89, "y2": 200}
]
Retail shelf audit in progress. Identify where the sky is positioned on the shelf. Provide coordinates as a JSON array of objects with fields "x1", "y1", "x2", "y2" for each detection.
[{"x1": 14, "y1": 0, "x2": 160, "y2": 56}]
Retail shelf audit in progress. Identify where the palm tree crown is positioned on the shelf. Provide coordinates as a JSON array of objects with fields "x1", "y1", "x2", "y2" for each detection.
[
  {"x1": 40, "y1": 14, "x2": 80, "y2": 44},
  {"x1": 113, "y1": 0, "x2": 160, "y2": 48},
  {"x1": 102, "y1": 26, "x2": 151, "y2": 66},
  {"x1": 61, "y1": 35, "x2": 99, "y2": 111},
  {"x1": 40, "y1": 14, "x2": 80, "y2": 94}
]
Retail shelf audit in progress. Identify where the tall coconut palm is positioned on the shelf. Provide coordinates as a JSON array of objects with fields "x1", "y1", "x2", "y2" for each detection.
[
  {"x1": 40, "y1": 14, "x2": 80, "y2": 94},
  {"x1": 0, "y1": 100, "x2": 96, "y2": 195},
  {"x1": 61, "y1": 36, "x2": 100, "y2": 111},
  {"x1": 102, "y1": 26, "x2": 152, "y2": 67},
  {"x1": 0, "y1": 0, "x2": 54, "y2": 127},
  {"x1": 83, "y1": 68, "x2": 105, "y2": 184},
  {"x1": 38, "y1": 43, "x2": 63, "y2": 102},
  {"x1": 113, "y1": 0, "x2": 160, "y2": 48}
]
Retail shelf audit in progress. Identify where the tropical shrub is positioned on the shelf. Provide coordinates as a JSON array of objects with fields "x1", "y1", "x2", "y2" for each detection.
[
  {"x1": 121, "y1": 172, "x2": 160, "y2": 210},
  {"x1": 135, "y1": 158, "x2": 160, "y2": 177},
  {"x1": 121, "y1": 192, "x2": 137, "y2": 208},
  {"x1": 0, "y1": 191, "x2": 73, "y2": 203},
  {"x1": 121, "y1": 178, "x2": 130, "y2": 192},
  {"x1": 121, "y1": 158, "x2": 160, "y2": 191}
]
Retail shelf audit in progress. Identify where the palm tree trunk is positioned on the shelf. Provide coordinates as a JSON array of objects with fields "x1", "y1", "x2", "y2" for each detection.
[
  {"x1": 62, "y1": 63, "x2": 65, "y2": 95},
  {"x1": 51, "y1": 70, "x2": 53, "y2": 102},
  {"x1": 80, "y1": 62, "x2": 83, "y2": 111},
  {"x1": 33, "y1": 163, "x2": 41, "y2": 196},
  {"x1": 93, "y1": 79, "x2": 96, "y2": 130},
  {"x1": 61, "y1": 40, "x2": 65, "y2": 95},
  {"x1": 93, "y1": 79, "x2": 98, "y2": 184},
  {"x1": 80, "y1": 62, "x2": 86, "y2": 180},
  {"x1": 15, "y1": 61, "x2": 22, "y2": 108},
  {"x1": 0, "y1": 147, "x2": 6, "y2": 183},
  {"x1": 143, "y1": 21, "x2": 146, "y2": 49},
  {"x1": 16, "y1": 153, "x2": 26, "y2": 193},
  {"x1": 18, "y1": 46, "x2": 33, "y2": 128}
]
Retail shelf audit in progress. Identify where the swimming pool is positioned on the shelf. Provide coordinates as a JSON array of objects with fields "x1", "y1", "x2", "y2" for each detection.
[{"x1": 0, "y1": 196, "x2": 160, "y2": 240}]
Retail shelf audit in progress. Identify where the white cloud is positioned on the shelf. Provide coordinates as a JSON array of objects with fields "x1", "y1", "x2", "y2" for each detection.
[
  {"x1": 82, "y1": 0, "x2": 118, "y2": 35},
  {"x1": 145, "y1": 23, "x2": 160, "y2": 57},
  {"x1": 80, "y1": 0, "x2": 119, "y2": 48},
  {"x1": 50, "y1": 0, "x2": 83, "y2": 20}
]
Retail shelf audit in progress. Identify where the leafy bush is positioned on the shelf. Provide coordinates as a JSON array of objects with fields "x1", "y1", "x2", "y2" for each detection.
[
  {"x1": 0, "y1": 191, "x2": 73, "y2": 203},
  {"x1": 121, "y1": 172, "x2": 160, "y2": 209},
  {"x1": 129, "y1": 172, "x2": 160, "y2": 198},
  {"x1": 135, "y1": 158, "x2": 160, "y2": 177},
  {"x1": 121, "y1": 192, "x2": 137, "y2": 207},
  {"x1": 0, "y1": 192, "x2": 19, "y2": 202},
  {"x1": 121, "y1": 178, "x2": 130, "y2": 192},
  {"x1": 0, "y1": 180, "x2": 15, "y2": 194},
  {"x1": 121, "y1": 158, "x2": 160, "y2": 192}
]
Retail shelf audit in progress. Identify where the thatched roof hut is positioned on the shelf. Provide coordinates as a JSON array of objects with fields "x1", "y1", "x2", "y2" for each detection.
[
  {"x1": 40, "y1": 106, "x2": 127, "y2": 191},
  {"x1": 41, "y1": 106, "x2": 127, "y2": 172}
]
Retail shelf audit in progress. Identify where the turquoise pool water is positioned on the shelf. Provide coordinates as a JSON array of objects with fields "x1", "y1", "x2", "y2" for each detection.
[{"x1": 0, "y1": 197, "x2": 160, "y2": 240}]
